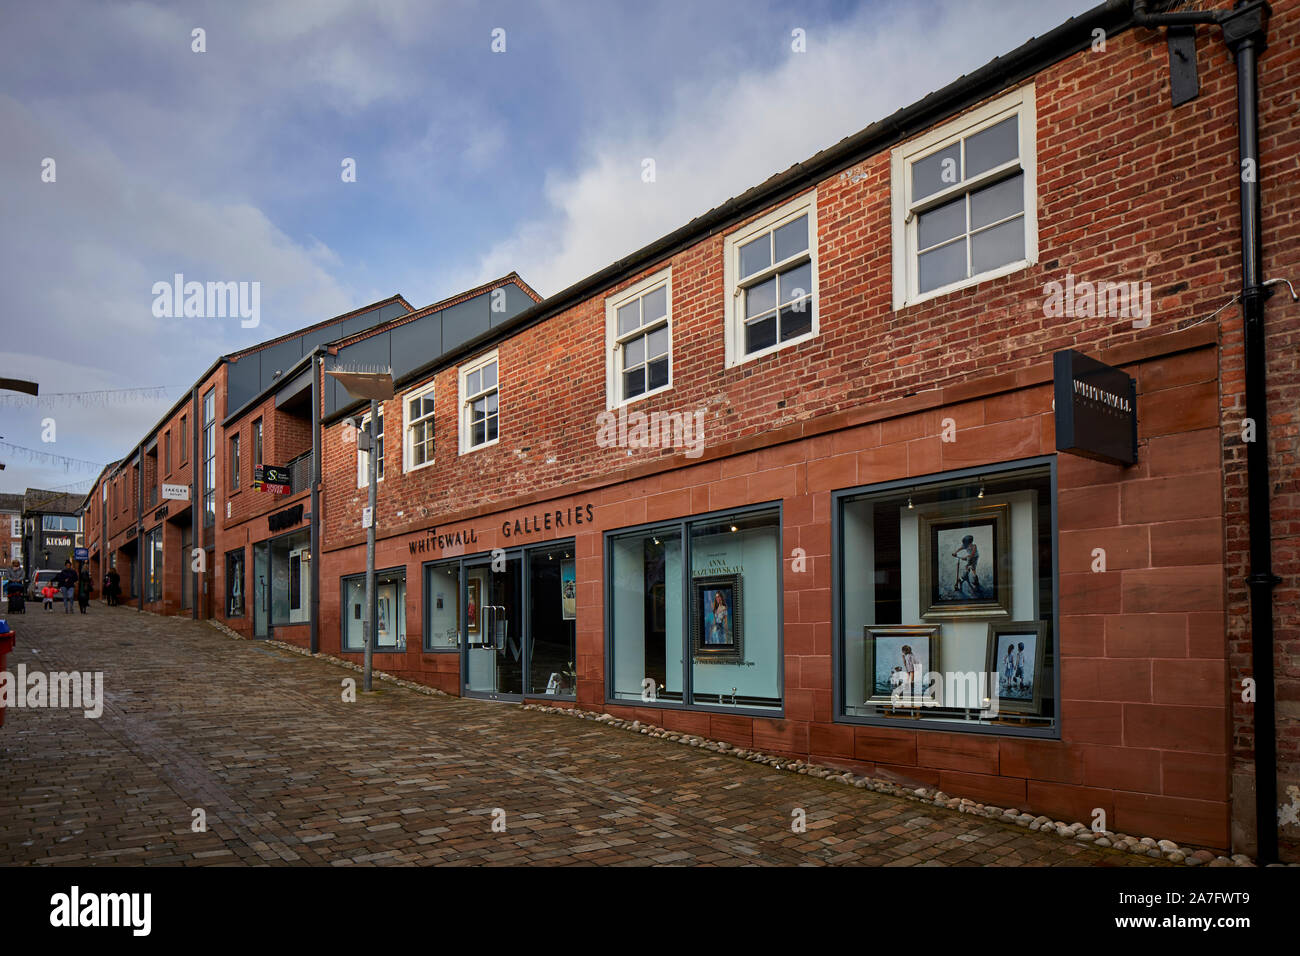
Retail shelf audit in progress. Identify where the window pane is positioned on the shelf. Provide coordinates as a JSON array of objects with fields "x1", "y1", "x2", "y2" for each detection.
[
  {"x1": 970, "y1": 216, "x2": 1025, "y2": 274},
  {"x1": 970, "y1": 172, "x2": 1023, "y2": 230},
  {"x1": 738, "y1": 234, "x2": 770, "y2": 279},
  {"x1": 917, "y1": 196, "x2": 965, "y2": 250},
  {"x1": 625, "y1": 334, "x2": 645, "y2": 368},
  {"x1": 409, "y1": 397, "x2": 420, "y2": 418},
  {"x1": 472, "y1": 419, "x2": 485, "y2": 446},
  {"x1": 486, "y1": 391, "x2": 498, "y2": 414},
  {"x1": 467, "y1": 370, "x2": 480, "y2": 396},
  {"x1": 779, "y1": 261, "x2": 812, "y2": 305},
  {"x1": 773, "y1": 214, "x2": 808, "y2": 262},
  {"x1": 745, "y1": 314, "x2": 777, "y2": 354},
  {"x1": 610, "y1": 527, "x2": 683, "y2": 703},
  {"x1": 780, "y1": 300, "x2": 814, "y2": 342},
  {"x1": 624, "y1": 366, "x2": 646, "y2": 399},
  {"x1": 642, "y1": 284, "x2": 667, "y2": 323},
  {"x1": 745, "y1": 276, "x2": 776, "y2": 319},
  {"x1": 647, "y1": 357, "x2": 669, "y2": 391},
  {"x1": 964, "y1": 115, "x2": 1018, "y2": 178},
  {"x1": 617, "y1": 300, "x2": 640, "y2": 336},
  {"x1": 689, "y1": 509, "x2": 782, "y2": 710},
  {"x1": 646, "y1": 324, "x2": 669, "y2": 359},
  {"x1": 483, "y1": 361, "x2": 497, "y2": 390},
  {"x1": 911, "y1": 142, "x2": 961, "y2": 200},
  {"x1": 425, "y1": 562, "x2": 462, "y2": 649},
  {"x1": 486, "y1": 415, "x2": 498, "y2": 443},
  {"x1": 918, "y1": 238, "x2": 967, "y2": 293}
]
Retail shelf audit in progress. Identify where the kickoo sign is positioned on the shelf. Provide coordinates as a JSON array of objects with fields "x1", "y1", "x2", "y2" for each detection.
[{"x1": 253, "y1": 465, "x2": 292, "y2": 495}]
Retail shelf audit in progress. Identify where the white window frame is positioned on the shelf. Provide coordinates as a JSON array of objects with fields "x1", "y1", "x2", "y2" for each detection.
[
  {"x1": 891, "y1": 84, "x2": 1038, "y2": 310},
  {"x1": 458, "y1": 351, "x2": 500, "y2": 455},
  {"x1": 723, "y1": 189, "x2": 819, "y2": 369},
  {"x1": 605, "y1": 267, "x2": 673, "y2": 409},
  {"x1": 403, "y1": 380, "x2": 437, "y2": 473},
  {"x1": 357, "y1": 408, "x2": 385, "y2": 487}
]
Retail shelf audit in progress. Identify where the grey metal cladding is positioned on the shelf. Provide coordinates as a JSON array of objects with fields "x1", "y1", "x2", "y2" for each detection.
[
  {"x1": 494, "y1": 283, "x2": 535, "y2": 326},
  {"x1": 378, "y1": 301, "x2": 408, "y2": 323},
  {"x1": 336, "y1": 333, "x2": 391, "y2": 378},
  {"x1": 390, "y1": 314, "x2": 442, "y2": 381},
  {"x1": 226, "y1": 353, "x2": 261, "y2": 412},
  {"x1": 440, "y1": 296, "x2": 490, "y2": 352},
  {"x1": 260, "y1": 339, "x2": 304, "y2": 392},
  {"x1": 339, "y1": 310, "x2": 378, "y2": 340}
]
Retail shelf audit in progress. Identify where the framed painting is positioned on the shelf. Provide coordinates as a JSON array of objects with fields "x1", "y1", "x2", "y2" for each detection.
[
  {"x1": 690, "y1": 573, "x2": 744, "y2": 664},
  {"x1": 864, "y1": 624, "x2": 941, "y2": 706},
  {"x1": 985, "y1": 620, "x2": 1048, "y2": 715},
  {"x1": 917, "y1": 501, "x2": 1011, "y2": 620},
  {"x1": 466, "y1": 577, "x2": 482, "y2": 639}
]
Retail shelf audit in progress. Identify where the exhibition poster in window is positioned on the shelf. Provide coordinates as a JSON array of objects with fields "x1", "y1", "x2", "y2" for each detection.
[{"x1": 560, "y1": 559, "x2": 576, "y2": 620}]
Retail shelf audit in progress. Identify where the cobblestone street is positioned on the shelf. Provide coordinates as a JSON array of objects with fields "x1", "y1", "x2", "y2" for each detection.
[{"x1": 0, "y1": 605, "x2": 1168, "y2": 867}]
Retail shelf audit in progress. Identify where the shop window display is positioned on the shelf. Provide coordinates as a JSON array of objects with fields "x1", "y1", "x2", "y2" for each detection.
[
  {"x1": 837, "y1": 461, "x2": 1055, "y2": 731},
  {"x1": 343, "y1": 568, "x2": 406, "y2": 652},
  {"x1": 608, "y1": 506, "x2": 782, "y2": 712}
]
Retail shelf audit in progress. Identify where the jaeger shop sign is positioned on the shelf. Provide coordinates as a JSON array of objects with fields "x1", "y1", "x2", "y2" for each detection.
[
  {"x1": 407, "y1": 501, "x2": 595, "y2": 556},
  {"x1": 1053, "y1": 349, "x2": 1138, "y2": 466}
]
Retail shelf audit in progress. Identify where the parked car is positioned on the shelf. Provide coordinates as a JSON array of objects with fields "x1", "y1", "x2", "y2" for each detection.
[{"x1": 30, "y1": 570, "x2": 60, "y2": 601}]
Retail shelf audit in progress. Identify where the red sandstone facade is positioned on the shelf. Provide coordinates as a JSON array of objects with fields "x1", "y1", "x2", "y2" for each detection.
[{"x1": 78, "y1": 2, "x2": 1300, "y2": 858}]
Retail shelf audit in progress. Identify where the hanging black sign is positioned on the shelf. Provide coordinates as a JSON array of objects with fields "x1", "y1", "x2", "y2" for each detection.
[
  {"x1": 268, "y1": 503, "x2": 304, "y2": 532},
  {"x1": 1053, "y1": 349, "x2": 1138, "y2": 466}
]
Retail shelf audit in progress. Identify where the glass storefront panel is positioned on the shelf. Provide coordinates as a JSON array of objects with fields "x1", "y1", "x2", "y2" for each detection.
[
  {"x1": 527, "y1": 543, "x2": 577, "y2": 696},
  {"x1": 342, "y1": 568, "x2": 407, "y2": 652},
  {"x1": 144, "y1": 526, "x2": 163, "y2": 602},
  {"x1": 609, "y1": 525, "x2": 683, "y2": 704},
  {"x1": 465, "y1": 555, "x2": 522, "y2": 696},
  {"x1": 253, "y1": 541, "x2": 269, "y2": 638},
  {"x1": 225, "y1": 548, "x2": 245, "y2": 617},
  {"x1": 688, "y1": 508, "x2": 782, "y2": 710},
  {"x1": 838, "y1": 462, "x2": 1055, "y2": 730},
  {"x1": 424, "y1": 561, "x2": 462, "y2": 650},
  {"x1": 269, "y1": 529, "x2": 311, "y2": 626}
]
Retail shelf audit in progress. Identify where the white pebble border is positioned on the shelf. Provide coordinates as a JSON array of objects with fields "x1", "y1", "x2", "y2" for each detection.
[{"x1": 197, "y1": 619, "x2": 1291, "y2": 869}]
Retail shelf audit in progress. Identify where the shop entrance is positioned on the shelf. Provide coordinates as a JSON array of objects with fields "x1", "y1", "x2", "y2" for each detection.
[{"x1": 463, "y1": 552, "x2": 523, "y2": 699}]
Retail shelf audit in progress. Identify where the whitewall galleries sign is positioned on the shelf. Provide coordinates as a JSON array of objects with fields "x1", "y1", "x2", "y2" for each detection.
[{"x1": 1053, "y1": 349, "x2": 1137, "y2": 466}]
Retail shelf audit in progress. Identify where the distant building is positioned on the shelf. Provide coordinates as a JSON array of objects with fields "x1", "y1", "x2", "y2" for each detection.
[
  {"x1": 22, "y1": 488, "x2": 83, "y2": 572},
  {"x1": 0, "y1": 493, "x2": 22, "y2": 569}
]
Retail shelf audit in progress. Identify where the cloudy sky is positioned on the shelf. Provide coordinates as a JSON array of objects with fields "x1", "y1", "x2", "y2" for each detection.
[{"x1": 0, "y1": 0, "x2": 1094, "y2": 498}]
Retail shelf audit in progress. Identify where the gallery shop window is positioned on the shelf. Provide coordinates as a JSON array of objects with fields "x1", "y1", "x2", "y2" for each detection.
[
  {"x1": 723, "y1": 191, "x2": 817, "y2": 367},
  {"x1": 268, "y1": 528, "x2": 310, "y2": 626},
  {"x1": 202, "y1": 388, "x2": 216, "y2": 527},
  {"x1": 835, "y1": 460, "x2": 1056, "y2": 735},
  {"x1": 229, "y1": 434, "x2": 241, "y2": 491},
  {"x1": 342, "y1": 567, "x2": 406, "y2": 653},
  {"x1": 424, "y1": 560, "x2": 462, "y2": 650},
  {"x1": 459, "y1": 351, "x2": 499, "y2": 453},
  {"x1": 607, "y1": 505, "x2": 782, "y2": 712},
  {"x1": 891, "y1": 84, "x2": 1037, "y2": 308},
  {"x1": 144, "y1": 525, "x2": 163, "y2": 603},
  {"x1": 403, "y1": 382, "x2": 436, "y2": 471},
  {"x1": 357, "y1": 408, "x2": 384, "y2": 487},
  {"x1": 606, "y1": 269, "x2": 671, "y2": 407},
  {"x1": 225, "y1": 548, "x2": 245, "y2": 617}
]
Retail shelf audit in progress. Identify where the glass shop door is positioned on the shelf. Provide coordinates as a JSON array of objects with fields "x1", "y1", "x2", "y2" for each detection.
[{"x1": 462, "y1": 552, "x2": 523, "y2": 699}]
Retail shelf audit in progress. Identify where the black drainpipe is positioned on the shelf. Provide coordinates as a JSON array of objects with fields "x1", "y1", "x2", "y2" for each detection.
[
  {"x1": 1134, "y1": 0, "x2": 1278, "y2": 863},
  {"x1": 309, "y1": 347, "x2": 324, "y2": 654}
]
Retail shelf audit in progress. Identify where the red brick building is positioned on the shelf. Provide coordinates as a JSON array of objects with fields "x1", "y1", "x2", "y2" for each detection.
[{"x1": 80, "y1": 0, "x2": 1300, "y2": 860}]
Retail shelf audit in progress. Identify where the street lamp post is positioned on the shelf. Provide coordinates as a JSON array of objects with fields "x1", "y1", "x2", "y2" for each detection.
[{"x1": 324, "y1": 366, "x2": 394, "y2": 695}]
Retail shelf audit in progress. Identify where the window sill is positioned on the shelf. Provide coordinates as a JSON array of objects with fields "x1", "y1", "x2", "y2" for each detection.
[
  {"x1": 459, "y1": 437, "x2": 500, "y2": 456},
  {"x1": 898, "y1": 257, "x2": 1033, "y2": 311},
  {"x1": 404, "y1": 458, "x2": 436, "y2": 476},
  {"x1": 609, "y1": 382, "x2": 673, "y2": 411},
  {"x1": 727, "y1": 329, "x2": 817, "y2": 369}
]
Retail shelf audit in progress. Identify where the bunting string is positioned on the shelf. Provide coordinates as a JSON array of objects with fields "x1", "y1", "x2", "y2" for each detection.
[{"x1": 0, "y1": 386, "x2": 185, "y2": 408}]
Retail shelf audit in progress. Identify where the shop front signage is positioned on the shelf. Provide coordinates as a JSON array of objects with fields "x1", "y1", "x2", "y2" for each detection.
[
  {"x1": 267, "y1": 503, "x2": 304, "y2": 532},
  {"x1": 44, "y1": 534, "x2": 73, "y2": 548},
  {"x1": 254, "y1": 465, "x2": 292, "y2": 495},
  {"x1": 161, "y1": 483, "x2": 190, "y2": 501},
  {"x1": 73, "y1": 547, "x2": 89, "y2": 561},
  {"x1": 406, "y1": 500, "x2": 595, "y2": 557},
  {"x1": 1053, "y1": 349, "x2": 1137, "y2": 467},
  {"x1": 153, "y1": 503, "x2": 170, "y2": 522}
]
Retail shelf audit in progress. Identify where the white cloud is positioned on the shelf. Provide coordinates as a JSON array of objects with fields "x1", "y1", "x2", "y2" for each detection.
[{"x1": 466, "y1": 0, "x2": 1091, "y2": 296}]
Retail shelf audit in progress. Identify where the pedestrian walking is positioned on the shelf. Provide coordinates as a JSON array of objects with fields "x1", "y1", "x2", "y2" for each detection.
[
  {"x1": 77, "y1": 566, "x2": 92, "y2": 614},
  {"x1": 107, "y1": 568, "x2": 121, "y2": 607},
  {"x1": 56, "y1": 560, "x2": 78, "y2": 614}
]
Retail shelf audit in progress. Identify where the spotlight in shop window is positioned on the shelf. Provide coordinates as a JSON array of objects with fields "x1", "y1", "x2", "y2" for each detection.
[
  {"x1": 978, "y1": 481, "x2": 985, "y2": 499},
  {"x1": 730, "y1": 525, "x2": 738, "y2": 532},
  {"x1": 907, "y1": 493, "x2": 914, "y2": 510}
]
